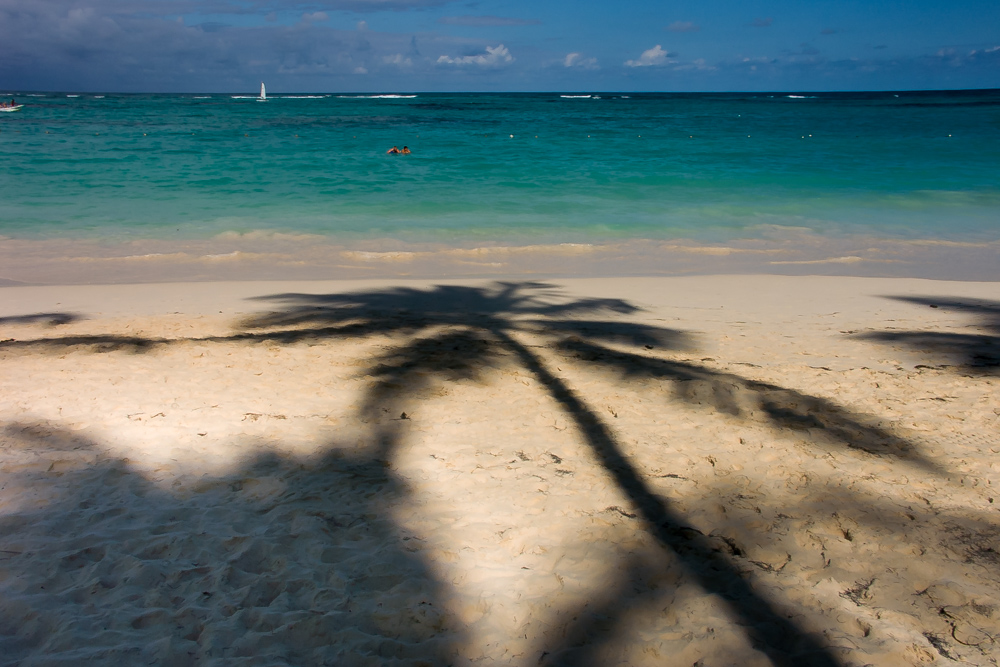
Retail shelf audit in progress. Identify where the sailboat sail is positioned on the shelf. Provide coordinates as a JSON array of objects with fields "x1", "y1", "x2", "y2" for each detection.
[{"x1": 259, "y1": 82, "x2": 266, "y2": 101}]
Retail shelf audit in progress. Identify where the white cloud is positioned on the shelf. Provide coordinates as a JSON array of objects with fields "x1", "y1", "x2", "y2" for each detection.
[
  {"x1": 968, "y1": 46, "x2": 1000, "y2": 57},
  {"x1": 438, "y1": 16, "x2": 539, "y2": 27},
  {"x1": 564, "y1": 52, "x2": 598, "y2": 69},
  {"x1": 667, "y1": 21, "x2": 699, "y2": 33},
  {"x1": 437, "y1": 44, "x2": 513, "y2": 66},
  {"x1": 673, "y1": 58, "x2": 715, "y2": 72},
  {"x1": 625, "y1": 45, "x2": 671, "y2": 67},
  {"x1": 356, "y1": 20, "x2": 369, "y2": 31},
  {"x1": 302, "y1": 11, "x2": 328, "y2": 22},
  {"x1": 353, "y1": 66, "x2": 368, "y2": 74},
  {"x1": 383, "y1": 53, "x2": 412, "y2": 66}
]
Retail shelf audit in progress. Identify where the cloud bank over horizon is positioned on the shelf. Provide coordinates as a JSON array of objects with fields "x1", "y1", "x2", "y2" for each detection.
[{"x1": 1, "y1": 0, "x2": 998, "y2": 92}]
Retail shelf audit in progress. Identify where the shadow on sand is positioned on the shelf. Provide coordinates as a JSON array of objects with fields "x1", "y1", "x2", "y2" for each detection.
[
  {"x1": 0, "y1": 312, "x2": 82, "y2": 327},
  {"x1": 853, "y1": 296, "x2": 1000, "y2": 374},
  {"x1": 0, "y1": 421, "x2": 462, "y2": 665},
  {"x1": 0, "y1": 281, "x2": 961, "y2": 665}
]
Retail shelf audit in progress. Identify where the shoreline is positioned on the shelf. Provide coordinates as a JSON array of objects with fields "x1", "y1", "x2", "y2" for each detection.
[{"x1": 1, "y1": 233, "x2": 998, "y2": 285}]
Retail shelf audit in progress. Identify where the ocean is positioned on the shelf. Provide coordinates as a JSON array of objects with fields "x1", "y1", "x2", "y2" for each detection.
[{"x1": 1, "y1": 90, "x2": 998, "y2": 283}]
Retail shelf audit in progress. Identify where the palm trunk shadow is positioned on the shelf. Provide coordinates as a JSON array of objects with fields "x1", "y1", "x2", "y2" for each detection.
[{"x1": 497, "y1": 330, "x2": 840, "y2": 666}]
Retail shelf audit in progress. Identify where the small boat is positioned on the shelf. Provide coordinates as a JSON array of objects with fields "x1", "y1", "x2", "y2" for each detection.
[
  {"x1": 257, "y1": 82, "x2": 266, "y2": 102},
  {"x1": 0, "y1": 105, "x2": 22, "y2": 112}
]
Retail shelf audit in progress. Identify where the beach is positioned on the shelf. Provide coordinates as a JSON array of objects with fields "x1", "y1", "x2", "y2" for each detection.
[
  {"x1": 2, "y1": 88, "x2": 999, "y2": 665},
  {"x1": 1, "y1": 274, "x2": 998, "y2": 665}
]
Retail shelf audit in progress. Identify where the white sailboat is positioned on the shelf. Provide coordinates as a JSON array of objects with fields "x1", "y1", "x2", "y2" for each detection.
[{"x1": 258, "y1": 82, "x2": 267, "y2": 102}]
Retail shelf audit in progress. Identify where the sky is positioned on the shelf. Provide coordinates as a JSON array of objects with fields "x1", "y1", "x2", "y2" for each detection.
[{"x1": 2, "y1": 0, "x2": 999, "y2": 93}]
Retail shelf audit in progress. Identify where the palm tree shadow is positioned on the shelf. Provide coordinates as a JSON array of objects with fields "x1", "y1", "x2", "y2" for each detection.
[
  {"x1": 244, "y1": 282, "x2": 879, "y2": 665},
  {"x1": 0, "y1": 421, "x2": 463, "y2": 664},
  {"x1": 852, "y1": 296, "x2": 1000, "y2": 375},
  {"x1": 0, "y1": 281, "x2": 950, "y2": 665}
]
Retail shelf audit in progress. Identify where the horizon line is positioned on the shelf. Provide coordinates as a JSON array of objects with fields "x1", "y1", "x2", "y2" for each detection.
[{"x1": 3, "y1": 87, "x2": 999, "y2": 96}]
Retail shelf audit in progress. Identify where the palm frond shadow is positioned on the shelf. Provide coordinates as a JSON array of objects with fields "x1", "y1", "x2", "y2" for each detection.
[
  {"x1": 852, "y1": 296, "x2": 1000, "y2": 374},
  {"x1": 0, "y1": 334, "x2": 165, "y2": 354},
  {"x1": 0, "y1": 312, "x2": 82, "y2": 326},
  {"x1": 244, "y1": 281, "x2": 641, "y2": 327},
  {"x1": 359, "y1": 329, "x2": 503, "y2": 462},
  {"x1": 557, "y1": 338, "x2": 940, "y2": 473}
]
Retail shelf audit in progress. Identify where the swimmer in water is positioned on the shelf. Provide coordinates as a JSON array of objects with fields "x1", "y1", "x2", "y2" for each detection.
[
  {"x1": 401, "y1": 146, "x2": 411, "y2": 154},
  {"x1": 387, "y1": 146, "x2": 400, "y2": 154}
]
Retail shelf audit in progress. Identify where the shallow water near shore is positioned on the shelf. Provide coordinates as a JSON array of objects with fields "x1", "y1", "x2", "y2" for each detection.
[{"x1": 0, "y1": 90, "x2": 998, "y2": 282}]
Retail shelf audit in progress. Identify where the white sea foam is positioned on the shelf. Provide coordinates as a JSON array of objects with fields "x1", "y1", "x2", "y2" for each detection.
[
  {"x1": 338, "y1": 95, "x2": 417, "y2": 99},
  {"x1": 280, "y1": 96, "x2": 327, "y2": 99},
  {"x1": 214, "y1": 230, "x2": 325, "y2": 242},
  {"x1": 102, "y1": 253, "x2": 190, "y2": 262},
  {"x1": 203, "y1": 251, "x2": 243, "y2": 260},
  {"x1": 444, "y1": 243, "x2": 597, "y2": 257},
  {"x1": 902, "y1": 238, "x2": 1000, "y2": 248},
  {"x1": 786, "y1": 95, "x2": 816, "y2": 99},
  {"x1": 770, "y1": 256, "x2": 870, "y2": 265},
  {"x1": 342, "y1": 250, "x2": 417, "y2": 262},
  {"x1": 560, "y1": 95, "x2": 592, "y2": 99},
  {"x1": 659, "y1": 244, "x2": 778, "y2": 256}
]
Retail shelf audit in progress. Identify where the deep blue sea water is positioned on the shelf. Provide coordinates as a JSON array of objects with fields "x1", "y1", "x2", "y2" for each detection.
[{"x1": 0, "y1": 90, "x2": 998, "y2": 282}]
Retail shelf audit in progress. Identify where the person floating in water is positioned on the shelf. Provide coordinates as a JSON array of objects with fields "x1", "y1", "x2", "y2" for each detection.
[
  {"x1": 386, "y1": 146, "x2": 400, "y2": 154},
  {"x1": 401, "y1": 146, "x2": 411, "y2": 154}
]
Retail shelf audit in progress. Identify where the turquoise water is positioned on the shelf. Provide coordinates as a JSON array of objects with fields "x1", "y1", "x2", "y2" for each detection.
[{"x1": 1, "y1": 90, "x2": 998, "y2": 245}]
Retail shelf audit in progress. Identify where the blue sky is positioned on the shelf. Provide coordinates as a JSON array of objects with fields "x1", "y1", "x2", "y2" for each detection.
[{"x1": 2, "y1": 0, "x2": 998, "y2": 92}]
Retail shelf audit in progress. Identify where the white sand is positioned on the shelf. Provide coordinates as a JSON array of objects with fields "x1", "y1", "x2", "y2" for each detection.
[{"x1": 1, "y1": 275, "x2": 998, "y2": 665}]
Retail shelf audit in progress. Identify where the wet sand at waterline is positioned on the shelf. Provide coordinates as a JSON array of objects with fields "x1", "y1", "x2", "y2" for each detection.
[{"x1": 0, "y1": 275, "x2": 998, "y2": 666}]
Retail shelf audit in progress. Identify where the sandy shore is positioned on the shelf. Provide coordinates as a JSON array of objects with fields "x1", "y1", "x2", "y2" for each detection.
[{"x1": 1, "y1": 275, "x2": 998, "y2": 665}]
